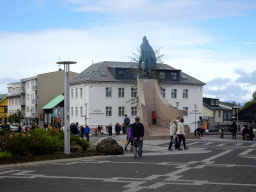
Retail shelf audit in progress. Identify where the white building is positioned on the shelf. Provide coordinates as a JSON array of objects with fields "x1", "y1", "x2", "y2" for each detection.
[
  {"x1": 7, "y1": 82, "x2": 22, "y2": 115},
  {"x1": 70, "y1": 61, "x2": 205, "y2": 132}
]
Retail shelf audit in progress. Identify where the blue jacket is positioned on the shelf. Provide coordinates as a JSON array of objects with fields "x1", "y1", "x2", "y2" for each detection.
[{"x1": 84, "y1": 126, "x2": 90, "y2": 134}]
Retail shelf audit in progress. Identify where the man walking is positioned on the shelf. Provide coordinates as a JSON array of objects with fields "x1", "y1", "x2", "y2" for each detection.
[
  {"x1": 84, "y1": 124, "x2": 90, "y2": 142},
  {"x1": 230, "y1": 121, "x2": 237, "y2": 140},
  {"x1": 124, "y1": 114, "x2": 130, "y2": 134},
  {"x1": 131, "y1": 117, "x2": 144, "y2": 159}
]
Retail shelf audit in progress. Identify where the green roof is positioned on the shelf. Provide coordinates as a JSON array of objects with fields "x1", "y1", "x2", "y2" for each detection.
[
  {"x1": 42, "y1": 95, "x2": 64, "y2": 109},
  {"x1": 0, "y1": 94, "x2": 7, "y2": 100}
]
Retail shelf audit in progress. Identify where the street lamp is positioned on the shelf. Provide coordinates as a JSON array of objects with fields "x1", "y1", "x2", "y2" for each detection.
[
  {"x1": 176, "y1": 102, "x2": 180, "y2": 109},
  {"x1": 56, "y1": 61, "x2": 77, "y2": 155}
]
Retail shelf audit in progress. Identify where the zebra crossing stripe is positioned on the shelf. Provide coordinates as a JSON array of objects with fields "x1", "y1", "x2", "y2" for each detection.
[
  {"x1": 204, "y1": 142, "x2": 214, "y2": 145},
  {"x1": 217, "y1": 143, "x2": 225, "y2": 146},
  {"x1": 236, "y1": 143, "x2": 243, "y2": 146},
  {"x1": 187, "y1": 142, "x2": 199, "y2": 146},
  {"x1": 239, "y1": 149, "x2": 254, "y2": 156}
]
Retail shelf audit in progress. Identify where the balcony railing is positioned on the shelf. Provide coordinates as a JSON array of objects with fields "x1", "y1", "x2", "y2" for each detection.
[
  {"x1": 31, "y1": 113, "x2": 38, "y2": 118},
  {"x1": 32, "y1": 99, "x2": 38, "y2": 105},
  {"x1": 19, "y1": 87, "x2": 25, "y2": 93},
  {"x1": 19, "y1": 99, "x2": 26, "y2": 105},
  {"x1": 32, "y1": 86, "x2": 37, "y2": 91}
]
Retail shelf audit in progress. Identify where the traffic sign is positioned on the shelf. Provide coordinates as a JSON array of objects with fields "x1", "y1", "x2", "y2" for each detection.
[{"x1": 56, "y1": 118, "x2": 61, "y2": 122}]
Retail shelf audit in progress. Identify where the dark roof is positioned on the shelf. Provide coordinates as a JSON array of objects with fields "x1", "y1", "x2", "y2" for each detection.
[
  {"x1": 70, "y1": 61, "x2": 205, "y2": 85},
  {"x1": 203, "y1": 102, "x2": 224, "y2": 110}
]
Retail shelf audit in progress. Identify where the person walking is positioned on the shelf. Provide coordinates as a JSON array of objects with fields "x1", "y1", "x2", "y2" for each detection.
[
  {"x1": 177, "y1": 118, "x2": 189, "y2": 150},
  {"x1": 168, "y1": 120, "x2": 177, "y2": 150},
  {"x1": 80, "y1": 126, "x2": 85, "y2": 139},
  {"x1": 84, "y1": 124, "x2": 90, "y2": 142},
  {"x1": 131, "y1": 117, "x2": 144, "y2": 159},
  {"x1": 152, "y1": 111, "x2": 156, "y2": 124},
  {"x1": 194, "y1": 116, "x2": 203, "y2": 139},
  {"x1": 115, "y1": 123, "x2": 120, "y2": 135},
  {"x1": 230, "y1": 121, "x2": 238, "y2": 140},
  {"x1": 122, "y1": 123, "x2": 126, "y2": 135},
  {"x1": 124, "y1": 114, "x2": 130, "y2": 134},
  {"x1": 249, "y1": 126, "x2": 254, "y2": 141},
  {"x1": 124, "y1": 124, "x2": 134, "y2": 152},
  {"x1": 108, "y1": 123, "x2": 113, "y2": 136}
]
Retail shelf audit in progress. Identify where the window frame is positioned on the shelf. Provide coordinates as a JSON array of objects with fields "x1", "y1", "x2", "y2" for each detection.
[
  {"x1": 183, "y1": 89, "x2": 188, "y2": 98},
  {"x1": 171, "y1": 89, "x2": 177, "y2": 98},
  {"x1": 118, "y1": 106, "x2": 125, "y2": 117},
  {"x1": 183, "y1": 107, "x2": 188, "y2": 116},
  {"x1": 106, "y1": 106, "x2": 112, "y2": 117},
  {"x1": 118, "y1": 88, "x2": 124, "y2": 98},
  {"x1": 106, "y1": 87, "x2": 112, "y2": 98},
  {"x1": 161, "y1": 89, "x2": 166, "y2": 98},
  {"x1": 131, "y1": 87, "x2": 137, "y2": 98},
  {"x1": 131, "y1": 107, "x2": 137, "y2": 117}
]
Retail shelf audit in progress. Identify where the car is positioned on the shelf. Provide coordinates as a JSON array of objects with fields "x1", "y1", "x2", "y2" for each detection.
[
  {"x1": 0, "y1": 124, "x2": 10, "y2": 131},
  {"x1": 9, "y1": 125, "x2": 19, "y2": 132}
]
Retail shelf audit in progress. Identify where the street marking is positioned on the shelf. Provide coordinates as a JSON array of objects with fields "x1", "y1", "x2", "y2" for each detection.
[
  {"x1": 236, "y1": 143, "x2": 243, "y2": 146},
  {"x1": 249, "y1": 143, "x2": 256, "y2": 148},
  {"x1": 0, "y1": 170, "x2": 17, "y2": 175},
  {"x1": 187, "y1": 142, "x2": 199, "y2": 146},
  {"x1": 239, "y1": 149, "x2": 254, "y2": 156},
  {"x1": 204, "y1": 142, "x2": 214, "y2": 145},
  {"x1": 201, "y1": 150, "x2": 233, "y2": 163},
  {"x1": 217, "y1": 143, "x2": 225, "y2": 146}
]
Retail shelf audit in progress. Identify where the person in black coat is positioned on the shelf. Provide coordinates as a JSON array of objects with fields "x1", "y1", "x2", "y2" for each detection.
[
  {"x1": 131, "y1": 117, "x2": 144, "y2": 159},
  {"x1": 230, "y1": 121, "x2": 237, "y2": 140},
  {"x1": 249, "y1": 126, "x2": 254, "y2": 141},
  {"x1": 108, "y1": 123, "x2": 113, "y2": 136},
  {"x1": 115, "y1": 123, "x2": 120, "y2": 135}
]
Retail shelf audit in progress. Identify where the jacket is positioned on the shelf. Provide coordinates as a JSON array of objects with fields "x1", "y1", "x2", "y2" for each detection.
[
  {"x1": 170, "y1": 123, "x2": 176, "y2": 136},
  {"x1": 84, "y1": 126, "x2": 90, "y2": 134},
  {"x1": 127, "y1": 127, "x2": 133, "y2": 140},
  {"x1": 131, "y1": 122, "x2": 144, "y2": 138},
  {"x1": 177, "y1": 122, "x2": 185, "y2": 135}
]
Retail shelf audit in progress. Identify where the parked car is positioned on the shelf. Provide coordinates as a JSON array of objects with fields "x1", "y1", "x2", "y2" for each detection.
[
  {"x1": 0, "y1": 124, "x2": 10, "y2": 131},
  {"x1": 9, "y1": 125, "x2": 19, "y2": 132}
]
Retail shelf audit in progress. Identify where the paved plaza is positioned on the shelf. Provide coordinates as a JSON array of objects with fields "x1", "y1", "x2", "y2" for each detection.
[{"x1": 1, "y1": 135, "x2": 256, "y2": 192}]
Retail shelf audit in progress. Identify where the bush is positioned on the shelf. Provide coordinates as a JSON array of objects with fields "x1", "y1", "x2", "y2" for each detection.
[{"x1": 70, "y1": 134, "x2": 90, "y2": 151}]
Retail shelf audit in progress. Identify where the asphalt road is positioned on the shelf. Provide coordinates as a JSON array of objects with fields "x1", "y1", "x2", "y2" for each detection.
[{"x1": 1, "y1": 135, "x2": 256, "y2": 192}]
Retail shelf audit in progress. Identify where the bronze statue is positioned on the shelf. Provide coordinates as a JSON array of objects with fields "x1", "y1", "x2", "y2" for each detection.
[{"x1": 138, "y1": 36, "x2": 157, "y2": 77}]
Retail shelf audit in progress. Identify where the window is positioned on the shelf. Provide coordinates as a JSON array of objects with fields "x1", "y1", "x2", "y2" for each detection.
[
  {"x1": 27, "y1": 94, "x2": 29, "y2": 100},
  {"x1": 228, "y1": 112, "x2": 231, "y2": 119},
  {"x1": 181, "y1": 74, "x2": 187, "y2": 79},
  {"x1": 131, "y1": 87, "x2": 137, "y2": 97},
  {"x1": 26, "y1": 106, "x2": 29, "y2": 112},
  {"x1": 211, "y1": 100, "x2": 214, "y2": 105},
  {"x1": 71, "y1": 89, "x2": 74, "y2": 99},
  {"x1": 183, "y1": 89, "x2": 188, "y2": 98},
  {"x1": 183, "y1": 107, "x2": 188, "y2": 116},
  {"x1": 106, "y1": 107, "x2": 112, "y2": 116},
  {"x1": 213, "y1": 111, "x2": 215, "y2": 117},
  {"x1": 131, "y1": 107, "x2": 137, "y2": 116},
  {"x1": 160, "y1": 72, "x2": 166, "y2": 79},
  {"x1": 118, "y1": 88, "x2": 124, "y2": 98},
  {"x1": 119, "y1": 107, "x2": 125, "y2": 116},
  {"x1": 4, "y1": 107, "x2": 7, "y2": 113},
  {"x1": 80, "y1": 107, "x2": 83, "y2": 117},
  {"x1": 171, "y1": 72, "x2": 177, "y2": 80},
  {"x1": 118, "y1": 70, "x2": 125, "y2": 79},
  {"x1": 219, "y1": 111, "x2": 221, "y2": 117},
  {"x1": 76, "y1": 107, "x2": 78, "y2": 116},
  {"x1": 80, "y1": 88, "x2": 83, "y2": 98},
  {"x1": 99, "y1": 71, "x2": 106, "y2": 76},
  {"x1": 161, "y1": 89, "x2": 166, "y2": 98},
  {"x1": 31, "y1": 106, "x2": 35, "y2": 113},
  {"x1": 224, "y1": 113, "x2": 226, "y2": 120},
  {"x1": 215, "y1": 100, "x2": 219, "y2": 105},
  {"x1": 27, "y1": 82, "x2": 29, "y2": 88},
  {"x1": 71, "y1": 107, "x2": 73, "y2": 116},
  {"x1": 106, "y1": 87, "x2": 112, "y2": 97},
  {"x1": 75, "y1": 88, "x2": 78, "y2": 99},
  {"x1": 171, "y1": 89, "x2": 177, "y2": 98}
]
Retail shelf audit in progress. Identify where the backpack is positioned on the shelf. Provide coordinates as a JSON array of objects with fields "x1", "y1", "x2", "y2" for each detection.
[{"x1": 125, "y1": 117, "x2": 130, "y2": 125}]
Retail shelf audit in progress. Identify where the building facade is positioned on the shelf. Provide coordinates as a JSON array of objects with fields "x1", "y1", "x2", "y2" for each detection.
[
  {"x1": 0, "y1": 94, "x2": 8, "y2": 124},
  {"x1": 70, "y1": 61, "x2": 205, "y2": 132},
  {"x1": 203, "y1": 97, "x2": 224, "y2": 123}
]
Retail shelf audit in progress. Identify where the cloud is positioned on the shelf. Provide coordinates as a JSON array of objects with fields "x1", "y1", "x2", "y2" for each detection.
[
  {"x1": 0, "y1": 78, "x2": 20, "y2": 85},
  {"x1": 62, "y1": 0, "x2": 256, "y2": 20},
  {"x1": 235, "y1": 70, "x2": 256, "y2": 85}
]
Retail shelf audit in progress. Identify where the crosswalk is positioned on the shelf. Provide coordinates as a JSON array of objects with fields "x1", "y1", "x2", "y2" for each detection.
[{"x1": 185, "y1": 141, "x2": 256, "y2": 147}]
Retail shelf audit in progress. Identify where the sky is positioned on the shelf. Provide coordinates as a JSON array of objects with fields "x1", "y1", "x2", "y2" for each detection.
[{"x1": 0, "y1": 0, "x2": 256, "y2": 104}]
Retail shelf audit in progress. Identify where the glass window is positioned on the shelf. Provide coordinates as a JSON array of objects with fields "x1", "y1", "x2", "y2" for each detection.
[
  {"x1": 27, "y1": 94, "x2": 29, "y2": 100},
  {"x1": 171, "y1": 72, "x2": 177, "y2": 80},
  {"x1": 213, "y1": 111, "x2": 215, "y2": 117},
  {"x1": 183, "y1": 107, "x2": 188, "y2": 116},
  {"x1": 171, "y1": 89, "x2": 177, "y2": 98},
  {"x1": 183, "y1": 89, "x2": 188, "y2": 98},
  {"x1": 160, "y1": 72, "x2": 166, "y2": 79},
  {"x1": 211, "y1": 100, "x2": 214, "y2": 105},
  {"x1": 106, "y1": 107, "x2": 112, "y2": 116},
  {"x1": 71, "y1": 89, "x2": 73, "y2": 99},
  {"x1": 75, "y1": 88, "x2": 78, "y2": 99},
  {"x1": 76, "y1": 107, "x2": 78, "y2": 116},
  {"x1": 106, "y1": 87, "x2": 112, "y2": 98},
  {"x1": 27, "y1": 82, "x2": 29, "y2": 88},
  {"x1": 27, "y1": 106, "x2": 29, "y2": 112},
  {"x1": 80, "y1": 88, "x2": 83, "y2": 98},
  {"x1": 131, "y1": 87, "x2": 137, "y2": 98},
  {"x1": 219, "y1": 111, "x2": 221, "y2": 117},
  {"x1": 118, "y1": 88, "x2": 124, "y2": 98},
  {"x1": 119, "y1": 107, "x2": 125, "y2": 116},
  {"x1": 161, "y1": 89, "x2": 165, "y2": 98},
  {"x1": 71, "y1": 107, "x2": 73, "y2": 116},
  {"x1": 215, "y1": 100, "x2": 219, "y2": 105},
  {"x1": 131, "y1": 107, "x2": 137, "y2": 116},
  {"x1": 80, "y1": 107, "x2": 83, "y2": 117},
  {"x1": 224, "y1": 113, "x2": 226, "y2": 120}
]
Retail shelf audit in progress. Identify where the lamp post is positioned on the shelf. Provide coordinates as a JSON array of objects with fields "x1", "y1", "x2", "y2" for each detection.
[
  {"x1": 56, "y1": 61, "x2": 77, "y2": 155},
  {"x1": 176, "y1": 102, "x2": 180, "y2": 109}
]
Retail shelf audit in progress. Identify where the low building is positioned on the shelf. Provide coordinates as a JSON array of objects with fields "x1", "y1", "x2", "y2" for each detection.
[
  {"x1": 219, "y1": 101, "x2": 233, "y2": 122},
  {"x1": 203, "y1": 97, "x2": 224, "y2": 123},
  {"x1": 69, "y1": 61, "x2": 205, "y2": 132},
  {"x1": 0, "y1": 94, "x2": 8, "y2": 124}
]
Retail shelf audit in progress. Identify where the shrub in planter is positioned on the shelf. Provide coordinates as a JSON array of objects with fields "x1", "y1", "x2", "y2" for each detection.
[{"x1": 70, "y1": 134, "x2": 90, "y2": 151}]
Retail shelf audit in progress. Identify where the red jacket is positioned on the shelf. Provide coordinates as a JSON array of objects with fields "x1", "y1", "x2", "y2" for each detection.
[{"x1": 152, "y1": 113, "x2": 156, "y2": 119}]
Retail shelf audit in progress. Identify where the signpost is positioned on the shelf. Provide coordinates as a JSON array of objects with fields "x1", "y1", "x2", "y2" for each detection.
[{"x1": 189, "y1": 104, "x2": 202, "y2": 131}]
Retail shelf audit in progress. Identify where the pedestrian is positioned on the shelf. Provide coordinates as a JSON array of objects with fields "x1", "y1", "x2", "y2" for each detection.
[
  {"x1": 230, "y1": 121, "x2": 238, "y2": 140},
  {"x1": 168, "y1": 120, "x2": 178, "y2": 150},
  {"x1": 194, "y1": 116, "x2": 203, "y2": 139},
  {"x1": 122, "y1": 123, "x2": 126, "y2": 135},
  {"x1": 177, "y1": 118, "x2": 189, "y2": 150},
  {"x1": 152, "y1": 111, "x2": 156, "y2": 124},
  {"x1": 24, "y1": 125, "x2": 28, "y2": 132},
  {"x1": 84, "y1": 124, "x2": 90, "y2": 142},
  {"x1": 131, "y1": 117, "x2": 145, "y2": 159},
  {"x1": 31, "y1": 124, "x2": 36, "y2": 130},
  {"x1": 176, "y1": 117, "x2": 180, "y2": 124},
  {"x1": 97, "y1": 125, "x2": 101, "y2": 134},
  {"x1": 78, "y1": 126, "x2": 81, "y2": 136},
  {"x1": 220, "y1": 127, "x2": 224, "y2": 138},
  {"x1": 115, "y1": 123, "x2": 120, "y2": 135},
  {"x1": 80, "y1": 126, "x2": 85, "y2": 139},
  {"x1": 124, "y1": 114, "x2": 130, "y2": 134},
  {"x1": 242, "y1": 125, "x2": 249, "y2": 140},
  {"x1": 124, "y1": 124, "x2": 134, "y2": 152},
  {"x1": 108, "y1": 123, "x2": 113, "y2": 136},
  {"x1": 248, "y1": 126, "x2": 254, "y2": 141}
]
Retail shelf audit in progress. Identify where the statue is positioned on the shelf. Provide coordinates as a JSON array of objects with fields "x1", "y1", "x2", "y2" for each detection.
[{"x1": 138, "y1": 36, "x2": 157, "y2": 77}]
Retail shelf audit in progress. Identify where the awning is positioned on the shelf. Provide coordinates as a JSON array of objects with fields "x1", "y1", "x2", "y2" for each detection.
[{"x1": 42, "y1": 95, "x2": 64, "y2": 109}]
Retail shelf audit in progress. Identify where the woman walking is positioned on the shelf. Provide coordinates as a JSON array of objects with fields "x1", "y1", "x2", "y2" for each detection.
[
  {"x1": 125, "y1": 124, "x2": 134, "y2": 151},
  {"x1": 177, "y1": 118, "x2": 189, "y2": 150},
  {"x1": 194, "y1": 116, "x2": 203, "y2": 139},
  {"x1": 168, "y1": 120, "x2": 177, "y2": 150}
]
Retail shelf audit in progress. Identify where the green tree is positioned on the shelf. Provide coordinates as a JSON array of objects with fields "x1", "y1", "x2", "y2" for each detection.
[
  {"x1": 7, "y1": 109, "x2": 24, "y2": 125},
  {"x1": 252, "y1": 91, "x2": 256, "y2": 101}
]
